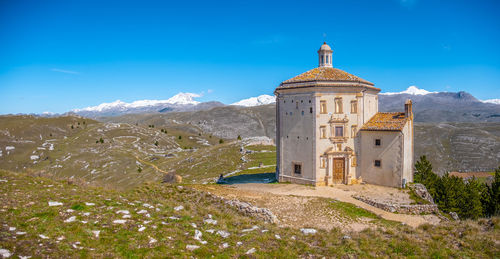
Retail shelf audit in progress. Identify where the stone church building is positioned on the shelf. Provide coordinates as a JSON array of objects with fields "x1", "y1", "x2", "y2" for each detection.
[{"x1": 275, "y1": 42, "x2": 414, "y2": 188}]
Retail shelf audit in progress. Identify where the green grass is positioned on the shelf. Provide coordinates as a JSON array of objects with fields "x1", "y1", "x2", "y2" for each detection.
[
  {"x1": 329, "y1": 199, "x2": 378, "y2": 220},
  {"x1": 0, "y1": 169, "x2": 499, "y2": 258}
]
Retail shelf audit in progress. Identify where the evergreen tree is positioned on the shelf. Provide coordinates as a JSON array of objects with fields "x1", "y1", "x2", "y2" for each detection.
[{"x1": 237, "y1": 135, "x2": 242, "y2": 140}]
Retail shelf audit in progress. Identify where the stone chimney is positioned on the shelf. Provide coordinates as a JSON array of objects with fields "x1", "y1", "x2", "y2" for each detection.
[{"x1": 405, "y1": 99, "x2": 413, "y2": 119}]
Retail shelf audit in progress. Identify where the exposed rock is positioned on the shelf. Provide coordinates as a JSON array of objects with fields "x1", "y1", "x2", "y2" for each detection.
[
  {"x1": 408, "y1": 183, "x2": 434, "y2": 204},
  {"x1": 449, "y1": 212, "x2": 459, "y2": 221},
  {"x1": 186, "y1": 245, "x2": 200, "y2": 251},
  {"x1": 162, "y1": 170, "x2": 182, "y2": 184},
  {"x1": 174, "y1": 205, "x2": 184, "y2": 211},
  {"x1": 215, "y1": 196, "x2": 278, "y2": 224},
  {"x1": 0, "y1": 248, "x2": 12, "y2": 258},
  {"x1": 353, "y1": 196, "x2": 439, "y2": 214},
  {"x1": 300, "y1": 228, "x2": 317, "y2": 235},
  {"x1": 48, "y1": 201, "x2": 63, "y2": 206},
  {"x1": 64, "y1": 216, "x2": 76, "y2": 223},
  {"x1": 217, "y1": 230, "x2": 230, "y2": 238},
  {"x1": 246, "y1": 248, "x2": 256, "y2": 254}
]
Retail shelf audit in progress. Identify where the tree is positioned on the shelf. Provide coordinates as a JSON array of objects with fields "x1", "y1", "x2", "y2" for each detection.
[
  {"x1": 414, "y1": 156, "x2": 439, "y2": 198},
  {"x1": 219, "y1": 139, "x2": 224, "y2": 144},
  {"x1": 178, "y1": 136, "x2": 182, "y2": 140},
  {"x1": 99, "y1": 137, "x2": 104, "y2": 144},
  {"x1": 154, "y1": 141, "x2": 159, "y2": 146},
  {"x1": 237, "y1": 135, "x2": 242, "y2": 140},
  {"x1": 71, "y1": 125, "x2": 74, "y2": 129}
]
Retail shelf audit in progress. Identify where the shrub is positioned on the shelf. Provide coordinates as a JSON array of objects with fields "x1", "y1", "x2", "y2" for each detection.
[
  {"x1": 99, "y1": 137, "x2": 104, "y2": 144},
  {"x1": 414, "y1": 156, "x2": 499, "y2": 219},
  {"x1": 219, "y1": 139, "x2": 224, "y2": 144},
  {"x1": 178, "y1": 136, "x2": 182, "y2": 140},
  {"x1": 137, "y1": 167, "x2": 142, "y2": 173},
  {"x1": 237, "y1": 135, "x2": 242, "y2": 140},
  {"x1": 154, "y1": 141, "x2": 159, "y2": 146}
]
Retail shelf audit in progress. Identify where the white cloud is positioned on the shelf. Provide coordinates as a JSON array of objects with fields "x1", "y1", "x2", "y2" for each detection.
[{"x1": 51, "y1": 68, "x2": 80, "y2": 75}]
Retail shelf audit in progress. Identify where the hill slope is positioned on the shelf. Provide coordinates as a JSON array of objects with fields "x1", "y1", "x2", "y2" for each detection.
[{"x1": 0, "y1": 170, "x2": 498, "y2": 257}]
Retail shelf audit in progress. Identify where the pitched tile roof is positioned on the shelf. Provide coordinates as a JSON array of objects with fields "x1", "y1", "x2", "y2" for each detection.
[
  {"x1": 280, "y1": 67, "x2": 374, "y2": 86},
  {"x1": 360, "y1": 112, "x2": 409, "y2": 131}
]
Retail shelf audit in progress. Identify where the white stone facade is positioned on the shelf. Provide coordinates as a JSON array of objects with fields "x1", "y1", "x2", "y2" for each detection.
[{"x1": 275, "y1": 43, "x2": 414, "y2": 188}]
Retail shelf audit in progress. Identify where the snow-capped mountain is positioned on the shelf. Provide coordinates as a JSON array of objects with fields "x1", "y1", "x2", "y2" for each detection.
[
  {"x1": 481, "y1": 99, "x2": 500, "y2": 105},
  {"x1": 381, "y1": 86, "x2": 437, "y2": 96},
  {"x1": 231, "y1": 95, "x2": 275, "y2": 107},
  {"x1": 72, "y1": 92, "x2": 201, "y2": 113},
  {"x1": 69, "y1": 92, "x2": 224, "y2": 118}
]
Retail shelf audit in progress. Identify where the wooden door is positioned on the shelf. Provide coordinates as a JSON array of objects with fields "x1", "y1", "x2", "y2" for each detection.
[{"x1": 332, "y1": 158, "x2": 344, "y2": 184}]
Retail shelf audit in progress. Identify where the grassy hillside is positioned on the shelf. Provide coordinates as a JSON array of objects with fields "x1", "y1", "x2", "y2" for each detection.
[
  {"x1": 1, "y1": 169, "x2": 499, "y2": 258},
  {"x1": 415, "y1": 122, "x2": 500, "y2": 174},
  {"x1": 0, "y1": 115, "x2": 241, "y2": 189}
]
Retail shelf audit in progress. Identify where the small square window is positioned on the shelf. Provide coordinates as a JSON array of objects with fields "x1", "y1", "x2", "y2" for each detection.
[
  {"x1": 374, "y1": 160, "x2": 381, "y2": 167},
  {"x1": 375, "y1": 139, "x2": 381, "y2": 146},
  {"x1": 294, "y1": 163, "x2": 302, "y2": 174}
]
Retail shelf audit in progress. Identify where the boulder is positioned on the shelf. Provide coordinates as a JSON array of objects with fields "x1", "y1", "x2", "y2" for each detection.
[{"x1": 408, "y1": 183, "x2": 435, "y2": 204}]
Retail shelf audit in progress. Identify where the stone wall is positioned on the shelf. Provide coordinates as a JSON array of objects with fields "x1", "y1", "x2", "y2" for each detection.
[
  {"x1": 207, "y1": 193, "x2": 279, "y2": 224},
  {"x1": 353, "y1": 196, "x2": 439, "y2": 214}
]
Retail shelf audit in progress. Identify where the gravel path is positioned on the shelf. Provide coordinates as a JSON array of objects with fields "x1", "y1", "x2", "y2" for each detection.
[{"x1": 224, "y1": 183, "x2": 441, "y2": 228}]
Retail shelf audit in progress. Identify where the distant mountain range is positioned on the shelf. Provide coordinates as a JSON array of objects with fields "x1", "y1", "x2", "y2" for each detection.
[{"x1": 48, "y1": 86, "x2": 499, "y2": 122}]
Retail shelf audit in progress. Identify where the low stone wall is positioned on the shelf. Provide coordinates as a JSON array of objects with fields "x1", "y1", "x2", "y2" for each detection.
[
  {"x1": 353, "y1": 196, "x2": 439, "y2": 215},
  {"x1": 208, "y1": 193, "x2": 279, "y2": 224}
]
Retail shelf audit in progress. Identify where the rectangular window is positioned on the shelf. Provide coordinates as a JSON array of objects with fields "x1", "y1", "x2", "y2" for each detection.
[
  {"x1": 294, "y1": 163, "x2": 302, "y2": 174},
  {"x1": 320, "y1": 100, "x2": 327, "y2": 114},
  {"x1": 335, "y1": 97, "x2": 343, "y2": 114},
  {"x1": 320, "y1": 157, "x2": 326, "y2": 168},
  {"x1": 296, "y1": 102, "x2": 299, "y2": 109},
  {"x1": 351, "y1": 125, "x2": 357, "y2": 138},
  {"x1": 335, "y1": 126, "x2": 344, "y2": 137},
  {"x1": 351, "y1": 156, "x2": 357, "y2": 167},
  {"x1": 351, "y1": 100, "x2": 358, "y2": 114},
  {"x1": 320, "y1": 126, "x2": 327, "y2": 139},
  {"x1": 374, "y1": 160, "x2": 381, "y2": 167},
  {"x1": 375, "y1": 139, "x2": 381, "y2": 146}
]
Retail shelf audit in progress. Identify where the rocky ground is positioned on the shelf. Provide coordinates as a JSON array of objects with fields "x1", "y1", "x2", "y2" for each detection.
[
  {"x1": 196, "y1": 183, "x2": 441, "y2": 232},
  {"x1": 1, "y1": 169, "x2": 499, "y2": 258}
]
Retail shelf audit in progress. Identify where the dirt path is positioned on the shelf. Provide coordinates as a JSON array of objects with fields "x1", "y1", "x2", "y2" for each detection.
[
  {"x1": 231, "y1": 183, "x2": 441, "y2": 228},
  {"x1": 134, "y1": 155, "x2": 168, "y2": 174}
]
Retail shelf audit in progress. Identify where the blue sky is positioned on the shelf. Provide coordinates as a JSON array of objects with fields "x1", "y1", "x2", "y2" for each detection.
[{"x1": 0, "y1": 0, "x2": 499, "y2": 114}]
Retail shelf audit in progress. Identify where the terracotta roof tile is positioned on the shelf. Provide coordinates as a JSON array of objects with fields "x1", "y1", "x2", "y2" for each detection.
[
  {"x1": 360, "y1": 112, "x2": 409, "y2": 131},
  {"x1": 280, "y1": 67, "x2": 373, "y2": 86}
]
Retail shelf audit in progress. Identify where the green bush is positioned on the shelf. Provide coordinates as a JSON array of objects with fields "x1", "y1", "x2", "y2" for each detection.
[
  {"x1": 219, "y1": 139, "x2": 224, "y2": 144},
  {"x1": 414, "y1": 156, "x2": 500, "y2": 219}
]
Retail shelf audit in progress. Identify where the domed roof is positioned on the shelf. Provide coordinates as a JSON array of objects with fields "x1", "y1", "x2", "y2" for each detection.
[
  {"x1": 280, "y1": 67, "x2": 373, "y2": 85},
  {"x1": 319, "y1": 42, "x2": 332, "y2": 51}
]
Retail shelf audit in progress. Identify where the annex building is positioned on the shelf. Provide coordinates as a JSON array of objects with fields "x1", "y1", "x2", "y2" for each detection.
[{"x1": 275, "y1": 42, "x2": 414, "y2": 188}]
